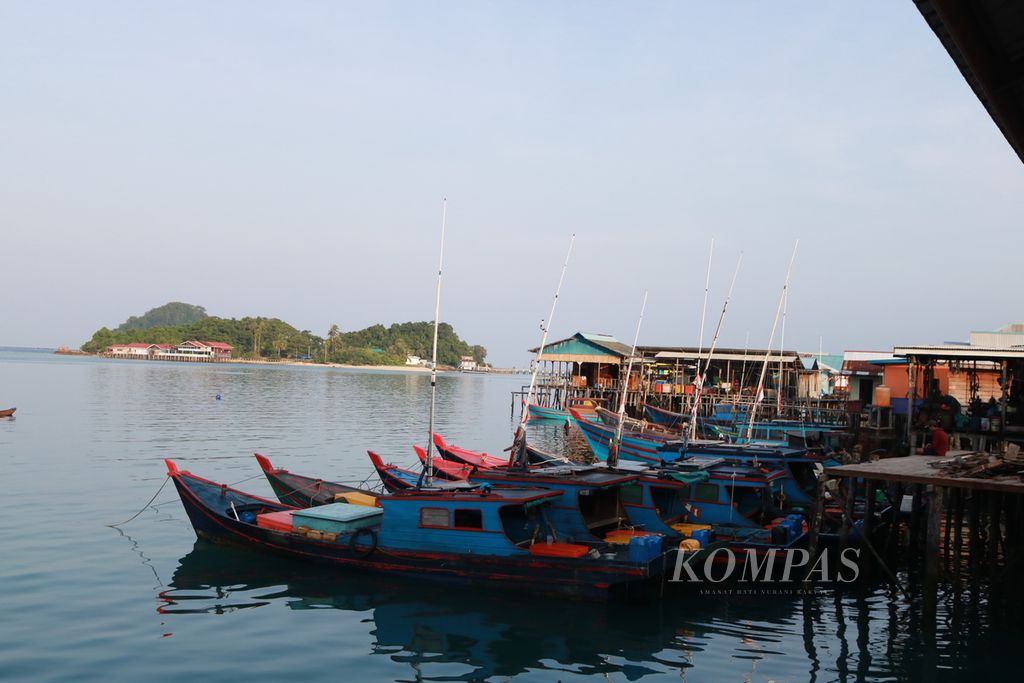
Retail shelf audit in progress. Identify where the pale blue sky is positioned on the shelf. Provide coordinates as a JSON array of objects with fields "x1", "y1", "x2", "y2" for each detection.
[{"x1": 2, "y1": 2, "x2": 1022, "y2": 365}]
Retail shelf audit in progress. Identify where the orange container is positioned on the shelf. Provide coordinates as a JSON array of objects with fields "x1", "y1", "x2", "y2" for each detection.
[
  {"x1": 256, "y1": 510, "x2": 294, "y2": 533},
  {"x1": 529, "y1": 542, "x2": 590, "y2": 558},
  {"x1": 604, "y1": 529, "x2": 657, "y2": 545}
]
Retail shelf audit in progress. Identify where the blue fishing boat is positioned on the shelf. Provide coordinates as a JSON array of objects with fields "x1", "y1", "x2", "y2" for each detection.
[
  {"x1": 166, "y1": 459, "x2": 672, "y2": 600},
  {"x1": 573, "y1": 409, "x2": 831, "y2": 505},
  {"x1": 466, "y1": 464, "x2": 644, "y2": 542},
  {"x1": 572, "y1": 407, "x2": 709, "y2": 464},
  {"x1": 642, "y1": 403, "x2": 687, "y2": 429},
  {"x1": 527, "y1": 397, "x2": 605, "y2": 423},
  {"x1": 526, "y1": 403, "x2": 571, "y2": 421}
]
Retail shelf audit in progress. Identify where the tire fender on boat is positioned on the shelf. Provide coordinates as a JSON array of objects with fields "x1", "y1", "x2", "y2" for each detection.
[{"x1": 348, "y1": 527, "x2": 378, "y2": 557}]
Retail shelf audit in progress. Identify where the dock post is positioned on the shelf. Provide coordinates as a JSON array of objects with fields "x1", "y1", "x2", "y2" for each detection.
[
  {"x1": 925, "y1": 485, "x2": 937, "y2": 581},
  {"x1": 804, "y1": 473, "x2": 826, "y2": 586},
  {"x1": 924, "y1": 484, "x2": 943, "y2": 625},
  {"x1": 905, "y1": 357, "x2": 916, "y2": 455},
  {"x1": 952, "y1": 488, "x2": 964, "y2": 577}
]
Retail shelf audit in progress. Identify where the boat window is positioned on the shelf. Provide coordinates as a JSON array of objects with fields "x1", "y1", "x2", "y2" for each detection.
[
  {"x1": 420, "y1": 507, "x2": 450, "y2": 528},
  {"x1": 620, "y1": 483, "x2": 644, "y2": 505},
  {"x1": 694, "y1": 483, "x2": 719, "y2": 502},
  {"x1": 453, "y1": 508, "x2": 483, "y2": 529}
]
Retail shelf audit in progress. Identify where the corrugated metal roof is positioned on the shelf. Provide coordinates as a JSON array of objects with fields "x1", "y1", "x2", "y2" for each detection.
[{"x1": 895, "y1": 345, "x2": 1024, "y2": 360}]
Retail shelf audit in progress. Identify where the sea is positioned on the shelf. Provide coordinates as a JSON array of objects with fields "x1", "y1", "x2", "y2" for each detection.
[{"x1": 0, "y1": 347, "x2": 1020, "y2": 682}]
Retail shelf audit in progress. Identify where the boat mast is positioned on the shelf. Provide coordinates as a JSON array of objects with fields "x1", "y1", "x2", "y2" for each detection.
[
  {"x1": 694, "y1": 239, "x2": 713, "y2": 412},
  {"x1": 609, "y1": 291, "x2": 648, "y2": 468},
  {"x1": 738, "y1": 330, "x2": 750, "y2": 407},
  {"x1": 746, "y1": 240, "x2": 798, "y2": 463},
  {"x1": 511, "y1": 233, "x2": 575, "y2": 464},
  {"x1": 776, "y1": 285, "x2": 789, "y2": 416},
  {"x1": 688, "y1": 252, "x2": 743, "y2": 440},
  {"x1": 423, "y1": 198, "x2": 447, "y2": 488}
]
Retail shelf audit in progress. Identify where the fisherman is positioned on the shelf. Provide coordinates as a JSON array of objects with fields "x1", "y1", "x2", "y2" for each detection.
[{"x1": 916, "y1": 419, "x2": 949, "y2": 457}]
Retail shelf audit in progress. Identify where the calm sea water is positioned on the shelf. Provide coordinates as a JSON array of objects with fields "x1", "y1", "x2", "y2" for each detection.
[{"x1": 1, "y1": 348, "x2": 1021, "y2": 682}]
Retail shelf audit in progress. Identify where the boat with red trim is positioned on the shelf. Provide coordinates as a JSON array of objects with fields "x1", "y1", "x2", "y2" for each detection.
[
  {"x1": 431, "y1": 433, "x2": 509, "y2": 468},
  {"x1": 256, "y1": 453, "x2": 380, "y2": 507},
  {"x1": 166, "y1": 459, "x2": 672, "y2": 600}
]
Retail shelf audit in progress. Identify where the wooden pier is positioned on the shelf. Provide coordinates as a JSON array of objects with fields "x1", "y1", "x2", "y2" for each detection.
[{"x1": 811, "y1": 451, "x2": 1024, "y2": 613}]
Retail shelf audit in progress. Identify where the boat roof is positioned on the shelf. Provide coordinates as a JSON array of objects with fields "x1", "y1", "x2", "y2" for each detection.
[
  {"x1": 383, "y1": 487, "x2": 563, "y2": 504},
  {"x1": 659, "y1": 441, "x2": 809, "y2": 458},
  {"x1": 471, "y1": 465, "x2": 638, "y2": 487}
]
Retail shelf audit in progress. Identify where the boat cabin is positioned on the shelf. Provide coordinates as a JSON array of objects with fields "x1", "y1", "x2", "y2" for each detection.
[
  {"x1": 377, "y1": 487, "x2": 566, "y2": 556},
  {"x1": 468, "y1": 466, "x2": 638, "y2": 542}
]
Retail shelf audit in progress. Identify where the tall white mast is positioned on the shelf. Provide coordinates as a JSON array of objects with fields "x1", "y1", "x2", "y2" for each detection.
[
  {"x1": 689, "y1": 252, "x2": 743, "y2": 439},
  {"x1": 423, "y1": 198, "x2": 447, "y2": 487},
  {"x1": 609, "y1": 291, "x2": 648, "y2": 468},
  {"x1": 694, "y1": 239, "x2": 713, "y2": 409},
  {"x1": 777, "y1": 285, "x2": 789, "y2": 415},
  {"x1": 747, "y1": 240, "x2": 799, "y2": 463},
  {"x1": 512, "y1": 234, "x2": 575, "y2": 461}
]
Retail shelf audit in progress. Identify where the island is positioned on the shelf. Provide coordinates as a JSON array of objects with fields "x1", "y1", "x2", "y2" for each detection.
[{"x1": 78, "y1": 302, "x2": 488, "y2": 369}]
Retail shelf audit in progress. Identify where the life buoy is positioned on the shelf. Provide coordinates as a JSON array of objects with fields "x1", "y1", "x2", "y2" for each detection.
[{"x1": 348, "y1": 527, "x2": 378, "y2": 557}]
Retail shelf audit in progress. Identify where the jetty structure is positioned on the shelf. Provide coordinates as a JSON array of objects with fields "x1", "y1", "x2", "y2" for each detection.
[
  {"x1": 104, "y1": 340, "x2": 234, "y2": 362},
  {"x1": 513, "y1": 331, "x2": 848, "y2": 425}
]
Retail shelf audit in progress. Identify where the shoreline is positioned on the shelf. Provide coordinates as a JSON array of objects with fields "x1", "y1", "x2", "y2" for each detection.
[{"x1": 50, "y1": 350, "x2": 524, "y2": 374}]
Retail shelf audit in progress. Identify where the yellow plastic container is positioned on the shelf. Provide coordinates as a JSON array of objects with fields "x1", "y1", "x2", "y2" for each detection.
[
  {"x1": 334, "y1": 491, "x2": 379, "y2": 507},
  {"x1": 671, "y1": 522, "x2": 712, "y2": 537},
  {"x1": 604, "y1": 529, "x2": 656, "y2": 545}
]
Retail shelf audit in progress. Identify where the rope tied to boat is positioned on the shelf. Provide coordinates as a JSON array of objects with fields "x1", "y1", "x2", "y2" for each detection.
[{"x1": 107, "y1": 475, "x2": 171, "y2": 527}]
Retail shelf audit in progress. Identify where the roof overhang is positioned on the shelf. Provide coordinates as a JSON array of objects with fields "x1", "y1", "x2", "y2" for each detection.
[
  {"x1": 655, "y1": 351, "x2": 798, "y2": 363},
  {"x1": 914, "y1": 0, "x2": 1024, "y2": 165},
  {"x1": 894, "y1": 345, "x2": 1024, "y2": 361}
]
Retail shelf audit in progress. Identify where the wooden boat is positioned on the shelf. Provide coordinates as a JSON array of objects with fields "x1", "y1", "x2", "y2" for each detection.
[
  {"x1": 166, "y1": 459, "x2": 671, "y2": 600},
  {"x1": 567, "y1": 397, "x2": 605, "y2": 422},
  {"x1": 526, "y1": 398, "x2": 605, "y2": 423},
  {"x1": 0, "y1": 407, "x2": 15, "y2": 418},
  {"x1": 413, "y1": 445, "x2": 475, "y2": 480},
  {"x1": 642, "y1": 403, "x2": 687, "y2": 429},
  {"x1": 368, "y1": 451, "x2": 425, "y2": 492},
  {"x1": 256, "y1": 453, "x2": 379, "y2": 507},
  {"x1": 526, "y1": 403, "x2": 570, "y2": 421},
  {"x1": 572, "y1": 408, "x2": 831, "y2": 505},
  {"x1": 431, "y1": 433, "x2": 509, "y2": 469}
]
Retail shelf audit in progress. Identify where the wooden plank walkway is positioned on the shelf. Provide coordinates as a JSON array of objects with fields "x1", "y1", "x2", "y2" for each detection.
[{"x1": 825, "y1": 451, "x2": 1024, "y2": 494}]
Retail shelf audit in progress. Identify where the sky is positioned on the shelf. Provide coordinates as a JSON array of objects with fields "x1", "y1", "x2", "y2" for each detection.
[{"x1": 2, "y1": 2, "x2": 1022, "y2": 366}]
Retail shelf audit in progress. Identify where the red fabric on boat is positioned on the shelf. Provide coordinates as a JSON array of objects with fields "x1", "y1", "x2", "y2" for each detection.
[
  {"x1": 256, "y1": 510, "x2": 294, "y2": 532},
  {"x1": 528, "y1": 542, "x2": 589, "y2": 558}
]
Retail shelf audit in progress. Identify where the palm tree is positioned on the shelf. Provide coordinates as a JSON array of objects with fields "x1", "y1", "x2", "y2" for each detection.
[{"x1": 326, "y1": 324, "x2": 340, "y2": 361}]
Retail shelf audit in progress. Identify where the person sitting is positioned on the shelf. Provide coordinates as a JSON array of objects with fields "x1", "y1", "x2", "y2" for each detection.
[{"x1": 916, "y1": 420, "x2": 949, "y2": 457}]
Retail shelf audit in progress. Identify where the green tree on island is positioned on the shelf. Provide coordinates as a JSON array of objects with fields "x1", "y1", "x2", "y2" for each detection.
[{"x1": 81, "y1": 303, "x2": 487, "y2": 367}]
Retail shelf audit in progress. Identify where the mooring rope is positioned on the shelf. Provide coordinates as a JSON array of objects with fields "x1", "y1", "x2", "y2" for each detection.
[{"x1": 107, "y1": 475, "x2": 170, "y2": 527}]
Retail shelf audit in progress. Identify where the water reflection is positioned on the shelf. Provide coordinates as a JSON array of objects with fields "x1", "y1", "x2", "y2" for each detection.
[{"x1": 161, "y1": 542, "x2": 836, "y2": 680}]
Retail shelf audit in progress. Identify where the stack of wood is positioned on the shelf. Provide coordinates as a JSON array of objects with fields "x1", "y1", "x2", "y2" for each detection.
[{"x1": 927, "y1": 451, "x2": 995, "y2": 477}]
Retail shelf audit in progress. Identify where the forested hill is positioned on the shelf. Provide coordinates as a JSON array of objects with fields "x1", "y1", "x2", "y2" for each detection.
[
  {"x1": 115, "y1": 302, "x2": 208, "y2": 331},
  {"x1": 81, "y1": 308, "x2": 487, "y2": 367}
]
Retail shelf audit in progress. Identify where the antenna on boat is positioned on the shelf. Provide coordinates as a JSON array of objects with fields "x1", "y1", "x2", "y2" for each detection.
[
  {"x1": 777, "y1": 283, "x2": 789, "y2": 416},
  {"x1": 423, "y1": 198, "x2": 447, "y2": 488},
  {"x1": 688, "y1": 252, "x2": 743, "y2": 440},
  {"x1": 511, "y1": 233, "x2": 576, "y2": 467},
  {"x1": 747, "y1": 240, "x2": 798, "y2": 466},
  {"x1": 609, "y1": 290, "x2": 648, "y2": 469},
  {"x1": 694, "y1": 239, "x2": 713, "y2": 414}
]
